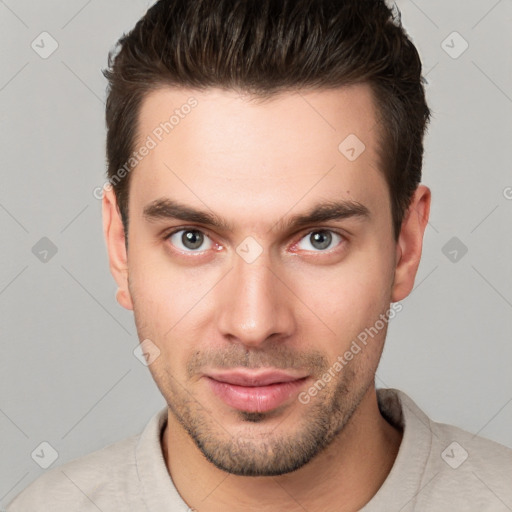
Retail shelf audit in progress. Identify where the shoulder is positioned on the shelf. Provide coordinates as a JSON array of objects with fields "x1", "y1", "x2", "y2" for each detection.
[
  {"x1": 5, "y1": 434, "x2": 143, "y2": 512},
  {"x1": 377, "y1": 389, "x2": 512, "y2": 511},
  {"x1": 387, "y1": 389, "x2": 512, "y2": 473},
  {"x1": 428, "y1": 417, "x2": 512, "y2": 481},
  {"x1": 417, "y1": 419, "x2": 512, "y2": 510},
  {"x1": 402, "y1": 391, "x2": 512, "y2": 510}
]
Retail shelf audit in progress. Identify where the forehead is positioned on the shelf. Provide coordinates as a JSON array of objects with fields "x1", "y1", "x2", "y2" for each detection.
[{"x1": 129, "y1": 84, "x2": 388, "y2": 230}]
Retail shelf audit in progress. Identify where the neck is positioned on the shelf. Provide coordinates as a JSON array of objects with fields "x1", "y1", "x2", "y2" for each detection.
[{"x1": 161, "y1": 386, "x2": 402, "y2": 512}]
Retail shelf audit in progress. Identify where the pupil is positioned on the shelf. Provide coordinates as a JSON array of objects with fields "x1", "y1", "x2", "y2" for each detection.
[
  {"x1": 311, "y1": 231, "x2": 331, "y2": 250},
  {"x1": 183, "y1": 230, "x2": 203, "y2": 249}
]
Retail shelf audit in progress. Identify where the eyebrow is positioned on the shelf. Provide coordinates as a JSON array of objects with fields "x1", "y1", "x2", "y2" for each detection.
[{"x1": 142, "y1": 197, "x2": 370, "y2": 233}]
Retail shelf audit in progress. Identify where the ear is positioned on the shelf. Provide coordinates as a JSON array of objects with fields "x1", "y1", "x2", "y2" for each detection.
[
  {"x1": 391, "y1": 185, "x2": 431, "y2": 302},
  {"x1": 102, "y1": 186, "x2": 133, "y2": 311}
]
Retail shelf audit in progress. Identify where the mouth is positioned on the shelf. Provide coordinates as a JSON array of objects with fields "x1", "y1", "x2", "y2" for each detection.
[{"x1": 204, "y1": 369, "x2": 309, "y2": 413}]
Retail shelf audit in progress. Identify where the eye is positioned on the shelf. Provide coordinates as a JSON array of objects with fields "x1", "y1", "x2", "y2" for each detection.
[
  {"x1": 167, "y1": 229, "x2": 213, "y2": 252},
  {"x1": 295, "y1": 230, "x2": 344, "y2": 252}
]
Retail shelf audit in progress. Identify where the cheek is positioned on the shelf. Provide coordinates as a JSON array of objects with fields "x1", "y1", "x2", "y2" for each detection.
[
  {"x1": 289, "y1": 245, "x2": 395, "y2": 352},
  {"x1": 129, "y1": 243, "x2": 206, "y2": 319},
  {"x1": 300, "y1": 254, "x2": 393, "y2": 312},
  {"x1": 128, "y1": 251, "x2": 220, "y2": 368}
]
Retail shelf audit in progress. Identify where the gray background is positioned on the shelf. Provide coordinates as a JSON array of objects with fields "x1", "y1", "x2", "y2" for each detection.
[{"x1": 1, "y1": 0, "x2": 511, "y2": 507}]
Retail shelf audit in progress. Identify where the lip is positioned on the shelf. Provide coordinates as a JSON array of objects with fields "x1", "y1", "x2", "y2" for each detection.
[
  {"x1": 206, "y1": 369, "x2": 307, "y2": 387},
  {"x1": 205, "y1": 369, "x2": 309, "y2": 413}
]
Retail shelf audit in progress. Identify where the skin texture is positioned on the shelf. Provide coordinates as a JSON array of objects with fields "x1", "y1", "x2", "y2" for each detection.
[{"x1": 103, "y1": 84, "x2": 430, "y2": 512}]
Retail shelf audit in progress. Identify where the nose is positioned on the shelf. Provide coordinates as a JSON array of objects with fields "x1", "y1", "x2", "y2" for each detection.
[{"x1": 215, "y1": 251, "x2": 296, "y2": 349}]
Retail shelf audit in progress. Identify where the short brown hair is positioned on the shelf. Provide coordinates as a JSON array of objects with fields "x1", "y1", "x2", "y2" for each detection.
[{"x1": 103, "y1": 0, "x2": 431, "y2": 239}]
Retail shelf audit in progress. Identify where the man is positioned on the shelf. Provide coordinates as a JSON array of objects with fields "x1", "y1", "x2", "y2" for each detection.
[{"x1": 7, "y1": 0, "x2": 512, "y2": 510}]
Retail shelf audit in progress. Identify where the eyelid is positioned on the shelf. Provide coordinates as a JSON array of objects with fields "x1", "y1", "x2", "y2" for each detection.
[
  {"x1": 164, "y1": 226, "x2": 216, "y2": 253},
  {"x1": 164, "y1": 226, "x2": 210, "y2": 237},
  {"x1": 163, "y1": 226, "x2": 347, "y2": 253},
  {"x1": 291, "y1": 228, "x2": 347, "y2": 253}
]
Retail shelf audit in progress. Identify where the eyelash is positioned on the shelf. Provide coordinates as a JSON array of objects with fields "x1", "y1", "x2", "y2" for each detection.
[{"x1": 163, "y1": 226, "x2": 347, "y2": 255}]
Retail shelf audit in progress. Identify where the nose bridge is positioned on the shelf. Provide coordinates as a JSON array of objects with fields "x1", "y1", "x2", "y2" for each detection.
[{"x1": 216, "y1": 250, "x2": 294, "y2": 346}]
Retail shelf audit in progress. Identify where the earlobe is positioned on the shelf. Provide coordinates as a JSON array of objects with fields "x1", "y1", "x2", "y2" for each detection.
[
  {"x1": 391, "y1": 185, "x2": 431, "y2": 302},
  {"x1": 115, "y1": 288, "x2": 133, "y2": 310},
  {"x1": 102, "y1": 187, "x2": 134, "y2": 311}
]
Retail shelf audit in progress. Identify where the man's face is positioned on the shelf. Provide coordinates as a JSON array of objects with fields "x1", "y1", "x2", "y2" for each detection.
[{"x1": 118, "y1": 85, "x2": 399, "y2": 476}]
